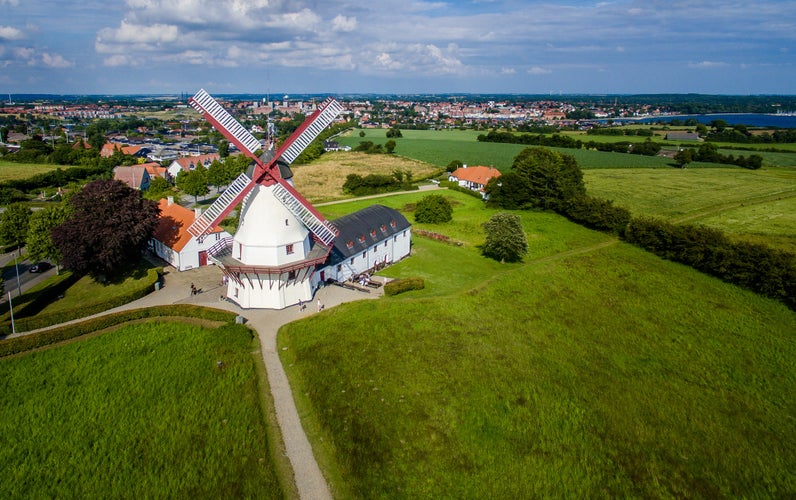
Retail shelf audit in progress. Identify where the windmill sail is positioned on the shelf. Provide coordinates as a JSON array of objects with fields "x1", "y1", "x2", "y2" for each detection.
[
  {"x1": 276, "y1": 97, "x2": 344, "y2": 165},
  {"x1": 189, "y1": 89, "x2": 262, "y2": 158},
  {"x1": 187, "y1": 172, "x2": 253, "y2": 238},
  {"x1": 272, "y1": 180, "x2": 338, "y2": 245}
]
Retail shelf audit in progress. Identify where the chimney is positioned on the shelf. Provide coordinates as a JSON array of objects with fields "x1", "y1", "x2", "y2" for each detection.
[
  {"x1": 194, "y1": 207, "x2": 202, "y2": 219},
  {"x1": 167, "y1": 196, "x2": 173, "y2": 206}
]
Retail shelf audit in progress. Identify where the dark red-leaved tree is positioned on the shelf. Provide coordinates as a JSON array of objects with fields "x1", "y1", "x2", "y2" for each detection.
[{"x1": 52, "y1": 179, "x2": 160, "y2": 279}]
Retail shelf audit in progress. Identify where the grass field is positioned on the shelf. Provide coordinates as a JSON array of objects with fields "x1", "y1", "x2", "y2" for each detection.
[
  {"x1": 336, "y1": 128, "x2": 734, "y2": 171},
  {"x1": 292, "y1": 151, "x2": 439, "y2": 203},
  {"x1": 0, "y1": 320, "x2": 282, "y2": 498},
  {"x1": 280, "y1": 191, "x2": 796, "y2": 498},
  {"x1": 583, "y1": 167, "x2": 796, "y2": 252},
  {"x1": 0, "y1": 160, "x2": 59, "y2": 182}
]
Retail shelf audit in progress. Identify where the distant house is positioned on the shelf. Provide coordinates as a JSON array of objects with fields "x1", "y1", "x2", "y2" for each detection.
[
  {"x1": 665, "y1": 131, "x2": 702, "y2": 142},
  {"x1": 150, "y1": 197, "x2": 232, "y2": 272},
  {"x1": 140, "y1": 162, "x2": 168, "y2": 180},
  {"x1": 448, "y1": 165, "x2": 502, "y2": 196},
  {"x1": 101, "y1": 142, "x2": 142, "y2": 158},
  {"x1": 167, "y1": 153, "x2": 220, "y2": 179},
  {"x1": 113, "y1": 166, "x2": 151, "y2": 191},
  {"x1": 324, "y1": 140, "x2": 351, "y2": 152}
]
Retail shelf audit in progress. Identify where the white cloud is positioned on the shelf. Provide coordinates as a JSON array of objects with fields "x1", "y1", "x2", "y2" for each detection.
[
  {"x1": 331, "y1": 14, "x2": 357, "y2": 32},
  {"x1": 98, "y1": 20, "x2": 179, "y2": 45},
  {"x1": 0, "y1": 25, "x2": 24, "y2": 41},
  {"x1": 41, "y1": 52, "x2": 74, "y2": 68},
  {"x1": 0, "y1": 0, "x2": 20, "y2": 6},
  {"x1": 501, "y1": 67, "x2": 516, "y2": 75},
  {"x1": 528, "y1": 66, "x2": 551, "y2": 75},
  {"x1": 689, "y1": 60, "x2": 729, "y2": 69},
  {"x1": 104, "y1": 54, "x2": 132, "y2": 67}
]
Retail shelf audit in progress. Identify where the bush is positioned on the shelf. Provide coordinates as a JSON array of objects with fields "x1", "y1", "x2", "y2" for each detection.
[
  {"x1": 414, "y1": 194, "x2": 453, "y2": 224},
  {"x1": 384, "y1": 278, "x2": 425, "y2": 296}
]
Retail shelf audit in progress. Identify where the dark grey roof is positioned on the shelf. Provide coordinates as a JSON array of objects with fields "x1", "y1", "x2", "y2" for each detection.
[{"x1": 328, "y1": 204, "x2": 411, "y2": 263}]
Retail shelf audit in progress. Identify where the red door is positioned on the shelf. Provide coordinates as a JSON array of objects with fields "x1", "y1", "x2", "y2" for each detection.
[
  {"x1": 199, "y1": 251, "x2": 208, "y2": 266},
  {"x1": 320, "y1": 271, "x2": 326, "y2": 282}
]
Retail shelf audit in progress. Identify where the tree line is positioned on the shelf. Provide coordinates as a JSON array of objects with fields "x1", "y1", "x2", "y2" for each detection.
[{"x1": 485, "y1": 146, "x2": 795, "y2": 310}]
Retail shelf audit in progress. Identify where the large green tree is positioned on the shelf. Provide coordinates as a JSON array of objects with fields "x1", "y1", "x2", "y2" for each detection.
[
  {"x1": 176, "y1": 166, "x2": 209, "y2": 204},
  {"x1": 52, "y1": 180, "x2": 160, "y2": 278},
  {"x1": 510, "y1": 147, "x2": 585, "y2": 210},
  {"x1": 481, "y1": 213, "x2": 528, "y2": 263},
  {"x1": 0, "y1": 203, "x2": 32, "y2": 252},
  {"x1": 414, "y1": 194, "x2": 453, "y2": 224},
  {"x1": 26, "y1": 205, "x2": 66, "y2": 271}
]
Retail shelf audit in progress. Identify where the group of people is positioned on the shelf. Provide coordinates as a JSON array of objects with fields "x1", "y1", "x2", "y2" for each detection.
[{"x1": 190, "y1": 283, "x2": 199, "y2": 295}]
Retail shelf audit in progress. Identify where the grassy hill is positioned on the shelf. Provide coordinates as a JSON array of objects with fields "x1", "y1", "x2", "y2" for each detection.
[{"x1": 280, "y1": 190, "x2": 796, "y2": 498}]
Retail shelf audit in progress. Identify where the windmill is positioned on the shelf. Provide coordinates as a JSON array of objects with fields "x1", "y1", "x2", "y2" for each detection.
[{"x1": 188, "y1": 89, "x2": 343, "y2": 309}]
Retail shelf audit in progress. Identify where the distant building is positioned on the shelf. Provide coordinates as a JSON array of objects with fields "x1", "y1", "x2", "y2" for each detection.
[
  {"x1": 166, "y1": 153, "x2": 220, "y2": 179},
  {"x1": 665, "y1": 131, "x2": 702, "y2": 141},
  {"x1": 113, "y1": 166, "x2": 151, "y2": 191},
  {"x1": 101, "y1": 142, "x2": 143, "y2": 158},
  {"x1": 448, "y1": 165, "x2": 502, "y2": 196}
]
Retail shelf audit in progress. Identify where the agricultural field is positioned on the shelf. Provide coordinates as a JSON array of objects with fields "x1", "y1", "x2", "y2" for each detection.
[
  {"x1": 583, "y1": 167, "x2": 796, "y2": 252},
  {"x1": 336, "y1": 128, "x2": 729, "y2": 171},
  {"x1": 292, "y1": 151, "x2": 439, "y2": 203},
  {"x1": 281, "y1": 191, "x2": 796, "y2": 498},
  {"x1": 0, "y1": 160, "x2": 59, "y2": 182},
  {"x1": 0, "y1": 321, "x2": 282, "y2": 498}
]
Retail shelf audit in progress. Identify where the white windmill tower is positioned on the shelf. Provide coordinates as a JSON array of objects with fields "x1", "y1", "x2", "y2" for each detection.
[{"x1": 188, "y1": 89, "x2": 343, "y2": 309}]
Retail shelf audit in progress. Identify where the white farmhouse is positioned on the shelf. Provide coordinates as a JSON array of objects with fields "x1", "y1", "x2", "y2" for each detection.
[{"x1": 150, "y1": 197, "x2": 231, "y2": 271}]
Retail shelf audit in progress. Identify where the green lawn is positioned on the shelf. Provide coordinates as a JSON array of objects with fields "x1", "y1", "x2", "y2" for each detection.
[
  {"x1": 0, "y1": 321, "x2": 282, "y2": 498},
  {"x1": 280, "y1": 192, "x2": 796, "y2": 498},
  {"x1": 0, "y1": 160, "x2": 60, "y2": 182}
]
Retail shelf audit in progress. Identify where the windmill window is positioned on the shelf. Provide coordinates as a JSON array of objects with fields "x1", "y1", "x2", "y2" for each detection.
[
  {"x1": 285, "y1": 219, "x2": 289, "y2": 226},
  {"x1": 286, "y1": 244, "x2": 294, "y2": 254},
  {"x1": 288, "y1": 270, "x2": 296, "y2": 280}
]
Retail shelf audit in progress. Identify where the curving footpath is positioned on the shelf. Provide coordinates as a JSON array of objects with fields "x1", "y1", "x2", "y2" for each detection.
[{"x1": 13, "y1": 264, "x2": 380, "y2": 500}]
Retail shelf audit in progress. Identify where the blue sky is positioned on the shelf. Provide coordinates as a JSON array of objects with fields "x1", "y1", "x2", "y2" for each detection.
[{"x1": 1, "y1": 0, "x2": 794, "y2": 95}]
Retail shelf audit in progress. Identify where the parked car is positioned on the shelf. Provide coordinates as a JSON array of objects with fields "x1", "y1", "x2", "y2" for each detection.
[{"x1": 29, "y1": 262, "x2": 52, "y2": 273}]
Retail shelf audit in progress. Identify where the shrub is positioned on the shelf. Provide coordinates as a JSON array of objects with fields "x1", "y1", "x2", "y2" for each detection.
[
  {"x1": 384, "y1": 277, "x2": 425, "y2": 296},
  {"x1": 414, "y1": 194, "x2": 453, "y2": 224},
  {"x1": 562, "y1": 195, "x2": 632, "y2": 235}
]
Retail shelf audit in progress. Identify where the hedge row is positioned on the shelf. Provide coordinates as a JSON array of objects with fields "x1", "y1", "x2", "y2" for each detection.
[
  {"x1": 0, "y1": 267, "x2": 162, "y2": 335},
  {"x1": 623, "y1": 217, "x2": 796, "y2": 309},
  {"x1": 561, "y1": 195, "x2": 632, "y2": 235},
  {"x1": 384, "y1": 277, "x2": 425, "y2": 296},
  {"x1": 0, "y1": 304, "x2": 238, "y2": 358},
  {"x1": 439, "y1": 181, "x2": 485, "y2": 199}
]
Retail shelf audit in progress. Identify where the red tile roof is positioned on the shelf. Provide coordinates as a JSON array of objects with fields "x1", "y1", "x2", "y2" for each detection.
[
  {"x1": 450, "y1": 165, "x2": 502, "y2": 186},
  {"x1": 153, "y1": 199, "x2": 224, "y2": 252},
  {"x1": 101, "y1": 142, "x2": 142, "y2": 158}
]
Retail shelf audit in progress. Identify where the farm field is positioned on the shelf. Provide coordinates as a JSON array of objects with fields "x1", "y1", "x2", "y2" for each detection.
[
  {"x1": 0, "y1": 320, "x2": 282, "y2": 498},
  {"x1": 281, "y1": 191, "x2": 796, "y2": 498},
  {"x1": 336, "y1": 128, "x2": 731, "y2": 170},
  {"x1": 583, "y1": 167, "x2": 796, "y2": 252},
  {"x1": 0, "y1": 160, "x2": 59, "y2": 182},
  {"x1": 292, "y1": 151, "x2": 439, "y2": 203}
]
